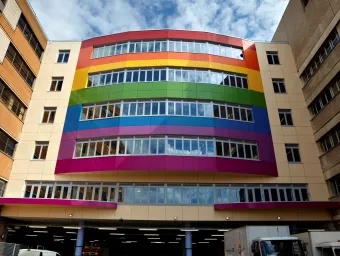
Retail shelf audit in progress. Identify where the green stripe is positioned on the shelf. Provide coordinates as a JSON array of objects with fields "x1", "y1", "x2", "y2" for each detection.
[{"x1": 69, "y1": 82, "x2": 267, "y2": 107}]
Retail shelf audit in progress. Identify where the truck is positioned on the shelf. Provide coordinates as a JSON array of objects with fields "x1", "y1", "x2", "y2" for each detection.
[
  {"x1": 295, "y1": 231, "x2": 340, "y2": 256},
  {"x1": 224, "y1": 226, "x2": 305, "y2": 256}
]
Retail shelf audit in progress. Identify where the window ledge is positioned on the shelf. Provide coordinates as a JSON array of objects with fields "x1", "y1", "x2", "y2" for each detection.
[
  {"x1": 0, "y1": 101, "x2": 24, "y2": 123},
  {"x1": 214, "y1": 201, "x2": 340, "y2": 210},
  {"x1": 0, "y1": 198, "x2": 117, "y2": 209},
  {"x1": 0, "y1": 150, "x2": 14, "y2": 160}
]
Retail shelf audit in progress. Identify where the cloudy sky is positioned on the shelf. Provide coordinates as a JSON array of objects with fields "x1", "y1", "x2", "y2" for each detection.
[{"x1": 28, "y1": 0, "x2": 289, "y2": 42}]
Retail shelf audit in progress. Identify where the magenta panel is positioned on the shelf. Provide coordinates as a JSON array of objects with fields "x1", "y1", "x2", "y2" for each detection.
[
  {"x1": 214, "y1": 201, "x2": 340, "y2": 210},
  {"x1": 58, "y1": 126, "x2": 276, "y2": 164},
  {"x1": 55, "y1": 155, "x2": 278, "y2": 176},
  {"x1": 0, "y1": 198, "x2": 117, "y2": 209}
]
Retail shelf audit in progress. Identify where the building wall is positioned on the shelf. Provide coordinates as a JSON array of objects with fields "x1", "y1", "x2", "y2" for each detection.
[
  {"x1": 273, "y1": 0, "x2": 340, "y2": 196},
  {"x1": 0, "y1": 0, "x2": 47, "y2": 180},
  {"x1": 2, "y1": 30, "x2": 332, "y2": 222}
]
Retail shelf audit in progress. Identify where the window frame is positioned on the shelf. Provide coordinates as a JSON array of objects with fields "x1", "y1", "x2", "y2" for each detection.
[
  {"x1": 57, "y1": 50, "x2": 70, "y2": 63},
  {"x1": 49, "y1": 77, "x2": 64, "y2": 92},
  {"x1": 285, "y1": 144, "x2": 302, "y2": 163},
  {"x1": 41, "y1": 107, "x2": 57, "y2": 124},
  {"x1": 278, "y1": 109, "x2": 294, "y2": 126},
  {"x1": 32, "y1": 141, "x2": 49, "y2": 160},
  {"x1": 0, "y1": 129, "x2": 17, "y2": 157},
  {"x1": 272, "y1": 79, "x2": 286, "y2": 93},
  {"x1": 266, "y1": 51, "x2": 280, "y2": 65}
]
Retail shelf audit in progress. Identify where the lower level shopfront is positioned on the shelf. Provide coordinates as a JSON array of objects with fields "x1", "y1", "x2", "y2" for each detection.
[{"x1": 0, "y1": 200, "x2": 339, "y2": 256}]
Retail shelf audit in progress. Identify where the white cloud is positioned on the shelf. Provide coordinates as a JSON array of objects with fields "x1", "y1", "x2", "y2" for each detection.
[{"x1": 28, "y1": 0, "x2": 289, "y2": 41}]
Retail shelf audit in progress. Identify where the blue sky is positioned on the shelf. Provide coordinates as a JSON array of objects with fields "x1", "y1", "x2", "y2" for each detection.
[{"x1": 28, "y1": 0, "x2": 289, "y2": 41}]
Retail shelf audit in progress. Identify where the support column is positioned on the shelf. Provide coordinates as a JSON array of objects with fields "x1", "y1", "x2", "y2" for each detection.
[
  {"x1": 75, "y1": 221, "x2": 85, "y2": 256},
  {"x1": 185, "y1": 231, "x2": 192, "y2": 256}
]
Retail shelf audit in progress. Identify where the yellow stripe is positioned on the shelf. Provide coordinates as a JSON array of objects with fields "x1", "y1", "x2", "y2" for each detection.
[{"x1": 72, "y1": 59, "x2": 264, "y2": 92}]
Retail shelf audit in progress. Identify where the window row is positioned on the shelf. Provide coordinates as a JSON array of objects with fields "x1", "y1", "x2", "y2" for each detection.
[
  {"x1": 75, "y1": 136, "x2": 259, "y2": 160},
  {"x1": 92, "y1": 39, "x2": 243, "y2": 60},
  {"x1": 23, "y1": 182, "x2": 309, "y2": 204},
  {"x1": 309, "y1": 75, "x2": 340, "y2": 116},
  {"x1": 87, "y1": 68, "x2": 248, "y2": 89},
  {"x1": 0, "y1": 78, "x2": 26, "y2": 120},
  {"x1": 81, "y1": 100, "x2": 253, "y2": 122},
  {"x1": 5, "y1": 44, "x2": 35, "y2": 87},
  {"x1": 319, "y1": 125, "x2": 340, "y2": 153},
  {"x1": 17, "y1": 14, "x2": 44, "y2": 59},
  {"x1": 0, "y1": 129, "x2": 16, "y2": 157},
  {"x1": 302, "y1": 30, "x2": 340, "y2": 85}
]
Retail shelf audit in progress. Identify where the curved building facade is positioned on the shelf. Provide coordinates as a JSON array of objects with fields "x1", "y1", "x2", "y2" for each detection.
[
  {"x1": 56, "y1": 30, "x2": 277, "y2": 177},
  {"x1": 0, "y1": 28, "x2": 335, "y2": 255}
]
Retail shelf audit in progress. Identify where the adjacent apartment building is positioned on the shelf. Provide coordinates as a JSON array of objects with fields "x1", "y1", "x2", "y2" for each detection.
[
  {"x1": 0, "y1": 0, "x2": 339, "y2": 255},
  {"x1": 0, "y1": 0, "x2": 46, "y2": 194},
  {"x1": 273, "y1": 0, "x2": 340, "y2": 205}
]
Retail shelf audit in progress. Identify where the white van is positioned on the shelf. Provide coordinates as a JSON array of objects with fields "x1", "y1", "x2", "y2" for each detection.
[{"x1": 18, "y1": 249, "x2": 61, "y2": 256}]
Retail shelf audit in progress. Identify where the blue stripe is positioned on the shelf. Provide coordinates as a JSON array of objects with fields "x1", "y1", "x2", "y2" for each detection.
[{"x1": 63, "y1": 105, "x2": 271, "y2": 134}]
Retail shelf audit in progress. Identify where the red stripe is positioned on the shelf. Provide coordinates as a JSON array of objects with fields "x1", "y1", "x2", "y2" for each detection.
[{"x1": 82, "y1": 30, "x2": 244, "y2": 49}]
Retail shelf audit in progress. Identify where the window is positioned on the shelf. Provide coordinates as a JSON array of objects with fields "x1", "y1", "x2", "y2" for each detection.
[
  {"x1": 41, "y1": 107, "x2": 56, "y2": 124},
  {"x1": 49, "y1": 77, "x2": 63, "y2": 91},
  {"x1": 301, "y1": 29, "x2": 340, "y2": 85},
  {"x1": 33, "y1": 142, "x2": 49, "y2": 160},
  {"x1": 266, "y1": 51, "x2": 280, "y2": 64},
  {"x1": 23, "y1": 181, "x2": 310, "y2": 205},
  {"x1": 272, "y1": 79, "x2": 286, "y2": 93},
  {"x1": 17, "y1": 14, "x2": 44, "y2": 59},
  {"x1": 74, "y1": 136, "x2": 259, "y2": 161},
  {"x1": 301, "y1": 0, "x2": 309, "y2": 7},
  {"x1": 278, "y1": 109, "x2": 293, "y2": 126},
  {"x1": 285, "y1": 144, "x2": 301, "y2": 163},
  {"x1": 0, "y1": 129, "x2": 16, "y2": 157},
  {"x1": 80, "y1": 99, "x2": 253, "y2": 123},
  {"x1": 87, "y1": 67, "x2": 248, "y2": 89},
  {"x1": 331, "y1": 174, "x2": 340, "y2": 196},
  {"x1": 0, "y1": 78, "x2": 26, "y2": 120},
  {"x1": 92, "y1": 40, "x2": 244, "y2": 60},
  {"x1": 319, "y1": 124, "x2": 340, "y2": 153},
  {"x1": 57, "y1": 50, "x2": 70, "y2": 63},
  {"x1": 309, "y1": 74, "x2": 340, "y2": 116},
  {"x1": 5, "y1": 43, "x2": 36, "y2": 87},
  {"x1": 0, "y1": 179, "x2": 6, "y2": 197}
]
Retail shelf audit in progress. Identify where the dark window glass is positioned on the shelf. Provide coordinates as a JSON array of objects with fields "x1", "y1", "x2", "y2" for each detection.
[
  {"x1": 213, "y1": 105, "x2": 220, "y2": 117},
  {"x1": 216, "y1": 142, "x2": 223, "y2": 156},
  {"x1": 0, "y1": 79, "x2": 26, "y2": 120},
  {"x1": 17, "y1": 14, "x2": 44, "y2": 58},
  {"x1": 5, "y1": 44, "x2": 36, "y2": 86},
  {"x1": 0, "y1": 129, "x2": 17, "y2": 157},
  {"x1": 270, "y1": 189, "x2": 278, "y2": 201}
]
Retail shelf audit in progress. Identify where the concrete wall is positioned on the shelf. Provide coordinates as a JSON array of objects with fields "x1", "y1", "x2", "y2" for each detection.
[{"x1": 255, "y1": 42, "x2": 329, "y2": 200}]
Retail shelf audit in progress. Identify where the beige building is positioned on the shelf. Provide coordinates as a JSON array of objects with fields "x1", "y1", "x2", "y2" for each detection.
[
  {"x1": 0, "y1": 0, "x2": 339, "y2": 255},
  {"x1": 273, "y1": 0, "x2": 340, "y2": 203}
]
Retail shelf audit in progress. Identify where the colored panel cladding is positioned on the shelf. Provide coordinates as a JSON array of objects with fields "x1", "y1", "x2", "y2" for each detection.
[
  {"x1": 55, "y1": 156, "x2": 278, "y2": 176},
  {"x1": 63, "y1": 105, "x2": 270, "y2": 134},
  {"x1": 58, "y1": 126, "x2": 275, "y2": 162},
  {"x1": 214, "y1": 202, "x2": 340, "y2": 210},
  {"x1": 72, "y1": 59, "x2": 263, "y2": 92},
  {"x1": 69, "y1": 82, "x2": 267, "y2": 107},
  {"x1": 0, "y1": 198, "x2": 117, "y2": 209},
  {"x1": 81, "y1": 30, "x2": 244, "y2": 49},
  {"x1": 77, "y1": 52, "x2": 260, "y2": 71},
  {"x1": 77, "y1": 30, "x2": 259, "y2": 71}
]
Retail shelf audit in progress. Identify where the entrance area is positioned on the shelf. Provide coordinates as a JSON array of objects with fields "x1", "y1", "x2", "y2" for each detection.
[{"x1": 6, "y1": 225, "x2": 224, "y2": 256}]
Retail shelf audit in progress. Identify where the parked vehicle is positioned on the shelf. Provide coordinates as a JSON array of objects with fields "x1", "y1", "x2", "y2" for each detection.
[
  {"x1": 18, "y1": 249, "x2": 61, "y2": 256},
  {"x1": 224, "y1": 226, "x2": 305, "y2": 256},
  {"x1": 296, "y1": 231, "x2": 340, "y2": 256}
]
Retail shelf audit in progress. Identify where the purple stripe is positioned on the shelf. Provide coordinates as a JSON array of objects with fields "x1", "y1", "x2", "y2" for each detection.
[
  {"x1": 55, "y1": 156, "x2": 278, "y2": 176},
  {"x1": 58, "y1": 126, "x2": 276, "y2": 163},
  {"x1": 0, "y1": 198, "x2": 117, "y2": 208},
  {"x1": 214, "y1": 201, "x2": 340, "y2": 210}
]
